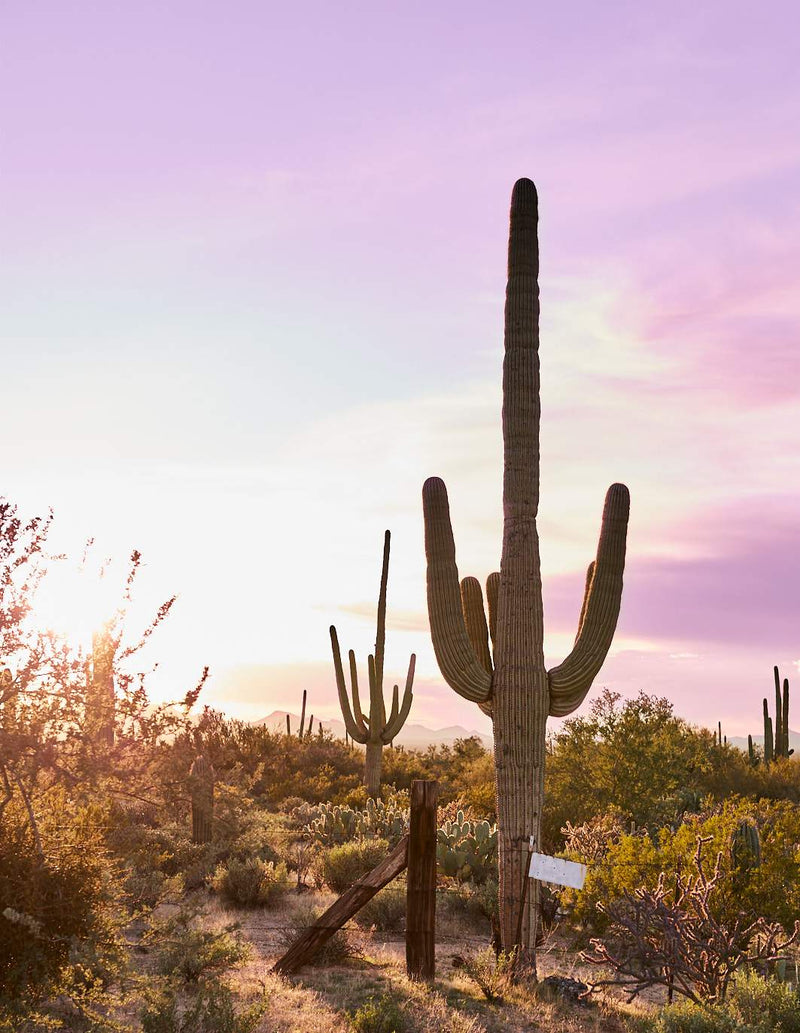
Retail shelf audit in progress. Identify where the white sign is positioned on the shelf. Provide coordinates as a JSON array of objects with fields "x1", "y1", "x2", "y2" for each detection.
[{"x1": 528, "y1": 851, "x2": 587, "y2": 890}]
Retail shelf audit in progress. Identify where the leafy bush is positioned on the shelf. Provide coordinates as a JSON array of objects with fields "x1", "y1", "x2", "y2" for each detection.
[
  {"x1": 350, "y1": 991, "x2": 408, "y2": 1033},
  {"x1": 145, "y1": 908, "x2": 251, "y2": 982},
  {"x1": 650, "y1": 971, "x2": 800, "y2": 1033},
  {"x1": 355, "y1": 885, "x2": 407, "y2": 932},
  {"x1": 0, "y1": 793, "x2": 125, "y2": 1002},
  {"x1": 212, "y1": 857, "x2": 289, "y2": 907},
  {"x1": 141, "y1": 981, "x2": 266, "y2": 1033},
  {"x1": 452, "y1": 947, "x2": 517, "y2": 1002},
  {"x1": 322, "y1": 839, "x2": 390, "y2": 893}
]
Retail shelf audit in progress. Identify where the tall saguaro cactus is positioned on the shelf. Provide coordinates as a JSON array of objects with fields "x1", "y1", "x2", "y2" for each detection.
[
  {"x1": 189, "y1": 754, "x2": 215, "y2": 845},
  {"x1": 330, "y1": 530, "x2": 416, "y2": 797},
  {"x1": 762, "y1": 666, "x2": 793, "y2": 763},
  {"x1": 422, "y1": 179, "x2": 630, "y2": 963}
]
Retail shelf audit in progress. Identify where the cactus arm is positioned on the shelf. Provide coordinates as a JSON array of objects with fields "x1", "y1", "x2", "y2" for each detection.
[
  {"x1": 387, "y1": 682, "x2": 400, "y2": 728},
  {"x1": 486, "y1": 572, "x2": 500, "y2": 651},
  {"x1": 330, "y1": 625, "x2": 369, "y2": 743},
  {"x1": 784, "y1": 677, "x2": 790, "y2": 756},
  {"x1": 460, "y1": 577, "x2": 493, "y2": 676},
  {"x1": 422, "y1": 477, "x2": 492, "y2": 704},
  {"x1": 547, "y1": 483, "x2": 630, "y2": 717},
  {"x1": 382, "y1": 654, "x2": 415, "y2": 743},
  {"x1": 347, "y1": 649, "x2": 368, "y2": 734},
  {"x1": 763, "y1": 698, "x2": 774, "y2": 763},
  {"x1": 774, "y1": 667, "x2": 783, "y2": 756},
  {"x1": 576, "y1": 561, "x2": 595, "y2": 640}
]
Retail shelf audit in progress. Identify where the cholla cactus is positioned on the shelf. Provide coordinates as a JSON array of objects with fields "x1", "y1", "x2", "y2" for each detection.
[
  {"x1": 330, "y1": 530, "x2": 415, "y2": 796},
  {"x1": 422, "y1": 179, "x2": 630, "y2": 958},
  {"x1": 189, "y1": 754, "x2": 215, "y2": 845},
  {"x1": 436, "y1": 810, "x2": 498, "y2": 884}
]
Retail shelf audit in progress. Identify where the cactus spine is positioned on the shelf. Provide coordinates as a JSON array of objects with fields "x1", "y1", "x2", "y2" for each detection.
[
  {"x1": 330, "y1": 530, "x2": 415, "y2": 797},
  {"x1": 189, "y1": 754, "x2": 215, "y2": 845},
  {"x1": 422, "y1": 180, "x2": 629, "y2": 961}
]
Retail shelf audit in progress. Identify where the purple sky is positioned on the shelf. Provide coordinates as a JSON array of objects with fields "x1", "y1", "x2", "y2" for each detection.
[{"x1": 2, "y1": 2, "x2": 799, "y2": 737}]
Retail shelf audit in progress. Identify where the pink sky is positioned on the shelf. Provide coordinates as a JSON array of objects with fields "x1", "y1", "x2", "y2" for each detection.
[{"x1": 2, "y1": 2, "x2": 799, "y2": 738}]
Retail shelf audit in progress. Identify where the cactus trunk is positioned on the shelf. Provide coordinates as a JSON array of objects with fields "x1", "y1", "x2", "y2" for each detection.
[
  {"x1": 365, "y1": 740, "x2": 382, "y2": 798},
  {"x1": 88, "y1": 627, "x2": 116, "y2": 747},
  {"x1": 189, "y1": 754, "x2": 215, "y2": 845}
]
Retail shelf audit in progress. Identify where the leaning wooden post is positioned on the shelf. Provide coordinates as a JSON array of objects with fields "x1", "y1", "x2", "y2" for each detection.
[{"x1": 406, "y1": 779, "x2": 438, "y2": 981}]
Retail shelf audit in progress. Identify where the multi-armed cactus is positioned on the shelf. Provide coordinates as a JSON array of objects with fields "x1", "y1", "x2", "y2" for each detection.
[
  {"x1": 422, "y1": 179, "x2": 629, "y2": 961},
  {"x1": 731, "y1": 819, "x2": 761, "y2": 874},
  {"x1": 330, "y1": 530, "x2": 415, "y2": 797},
  {"x1": 286, "y1": 689, "x2": 314, "y2": 739},
  {"x1": 189, "y1": 753, "x2": 215, "y2": 845},
  {"x1": 762, "y1": 667, "x2": 793, "y2": 764}
]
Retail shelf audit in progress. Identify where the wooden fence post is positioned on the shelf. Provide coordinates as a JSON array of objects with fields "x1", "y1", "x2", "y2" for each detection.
[{"x1": 406, "y1": 779, "x2": 438, "y2": 981}]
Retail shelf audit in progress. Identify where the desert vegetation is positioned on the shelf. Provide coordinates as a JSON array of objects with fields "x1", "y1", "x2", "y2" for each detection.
[{"x1": 3, "y1": 180, "x2": 799, "y2": 1033}]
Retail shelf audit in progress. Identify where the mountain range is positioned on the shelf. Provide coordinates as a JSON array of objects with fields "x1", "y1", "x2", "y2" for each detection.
[{"x1": 254, "y1": 710, "x2": 493, "y2": 750}]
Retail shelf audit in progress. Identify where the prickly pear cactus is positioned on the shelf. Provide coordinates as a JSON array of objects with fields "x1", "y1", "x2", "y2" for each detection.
[
  {"x1": 304, "y1": 797, "x2": 409, "y2": 847},
  {"x1": 189, "y1": 754, "x2": 215, "y2": 845},
  {"x1": 436, "y1": 810, "x2": 498, "y2": 885}
]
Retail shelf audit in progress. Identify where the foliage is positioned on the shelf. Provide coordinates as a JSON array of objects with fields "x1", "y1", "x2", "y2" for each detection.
[
  {"x1": 321, "y1": 838, "x2": 390, "y2": 893},
  {"x1": 212, "y1": 856, "x2": 289, "y2": 907},
  {"x1": 141, "y1": 980, "x2": 266, "y2": 1033},
  {"x1": 451, "y1": 947, "x2": 517, "y2": 1002},
  {"x1": 649, "y1": 971, "x2": 800, "y2": 1033},
  {"x1": 349, "y1": 991, "x2": 408, "y2": 1033},
  {"x1": 0, "y1": 789, "x2": 126, "y2": 1003},
  {"x1": 275, "y1": 902, "x2": 362, "y2": 964},
  {"x1": 584, "y1": 837, "x2": 799, "y2": 1003},
  {"x1": 569, "y1": 798, "x2": 800, "y2": 935},
  {"x1": 355, "y1": 884, "x2": 407, "y2": 932},
  {"x1": 144, "y1": 907, "x2": 251, "y2": 982}
]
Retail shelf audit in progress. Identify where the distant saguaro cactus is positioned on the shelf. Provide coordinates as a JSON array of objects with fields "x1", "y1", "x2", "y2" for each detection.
[
  {"x1": 422, "y1": 179, "x2": 629, "y2": 962},
  {"x1": 330, "y1": 530, "x2": 415, "y2": 797},
  {"x1": 762, "y1": 667, "x2": 793, "y2": 764},
  {"x1": 189, "y1": 754, "x2": 215, "y2": 845},
  {"x1": 87, "y1": 626, "x2": 116, "y2": 747}
]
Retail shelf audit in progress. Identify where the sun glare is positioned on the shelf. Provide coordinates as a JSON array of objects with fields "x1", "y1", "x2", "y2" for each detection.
[{"x1": 33, "y1": 559, "x2": 125, "y2": 653}]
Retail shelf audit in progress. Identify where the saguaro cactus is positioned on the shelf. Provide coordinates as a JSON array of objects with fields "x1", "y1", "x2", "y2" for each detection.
[
  {"x1": 330, "y1": 530, "x2": 416, "y2": 797},
  {"x1": 422, "y1": 179, "x2": 629, "y2": 962},
  {"x1": 762, "y1": 666, "x2": 793, "y2": 763},
  {"x1": 87, "y1": 626, "x2": 116, "y2": 747},
  {"x1": 189, "y1": 754, "x2": 215, "y2": 845}
]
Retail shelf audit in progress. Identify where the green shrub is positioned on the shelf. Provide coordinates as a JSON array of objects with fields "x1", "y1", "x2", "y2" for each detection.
[
  {"x1": 0, "y1": 793, "x2": 125, "y2": 1002},
  {"x1": 350, "y1": 992, "x2": 407, "y2": 1033},
  {"x1": 146, "y1": 908, "x2": 250, "y2": 982},
  {"x1": 322, "y1": 839, "x2": 390, "y2": 893},
  {"x1": 355, "y1": 885, "x2": 406, "y2": 932},
  {"x1": 212, "y1": 857, "x2": 289, "y2": 907},
  {"x1": 651, "y1": 971, "x2": 800, "y2": 1033},
  {"x1": 141, "y1": 981, "x2": 266, "y2": 1033}
]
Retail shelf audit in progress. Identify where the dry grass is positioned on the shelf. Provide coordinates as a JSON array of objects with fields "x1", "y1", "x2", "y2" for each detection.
[{"x1": 215, "y1": 888, "x2": 649, "y2": 1033}]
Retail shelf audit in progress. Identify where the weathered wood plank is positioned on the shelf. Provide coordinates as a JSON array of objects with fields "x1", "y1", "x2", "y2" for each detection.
[{"x1": 406, "y1": 780, "x2": 438, "y2": 981}]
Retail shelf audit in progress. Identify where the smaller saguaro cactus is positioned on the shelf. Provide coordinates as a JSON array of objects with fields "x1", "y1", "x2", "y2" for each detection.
[
  {"x1": 0, "y1": 667, "x2": 15, "y2": 732},
  {"x1": 286, "y1": 690, "x2": 315, "y2": 739},
  {"x1": 748, "y1": 734, "x2": 758, "y2": 766},
  {"x1": 87, "y1": 626, "x2": 117, "y2": 747},
  {"x1": 762, "y1": 667, "x2": 794, "y2": 764},
  {"x1": 189, "y1": 754, "x2": 215, "y2": 845},
  {"x1": 330, "y1": 530, "x2": 415, "y2": 797},
  {"x1": 731, "y1": 819, "x2": 761, "y2": 874}
]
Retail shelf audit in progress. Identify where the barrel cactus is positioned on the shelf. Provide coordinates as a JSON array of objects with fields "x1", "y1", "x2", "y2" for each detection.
[
  {"x1": 422, "y1": 179, "x2": 630, "y2": 961},
  {"x1": 189, "y1": 754, "x2": 215, "y2": 845},
  {"x1": 330, "y1": 530, "x2": 415, "y2": 796}
]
